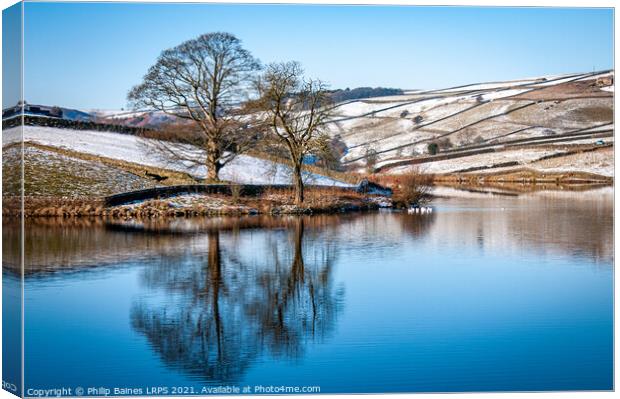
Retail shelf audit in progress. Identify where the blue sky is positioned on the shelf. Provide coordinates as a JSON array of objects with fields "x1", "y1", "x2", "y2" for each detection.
[
  {"x1": 3, "y1": 2, "x2": 21, "y2": 109},
  {"x1": 20, "y1": 2, "x2": 614, "y2": 110}
]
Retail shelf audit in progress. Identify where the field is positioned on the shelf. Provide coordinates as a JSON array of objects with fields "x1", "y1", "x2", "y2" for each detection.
[
  {"x1": 2, "y1": 125, "x2": 353, "y2": 194},
  {"x1": 2, "y1": 70, "x2": 614, "y2": 209},
  {"x1": 319, "y1": 71, "x2": 614, "y2": 179}
]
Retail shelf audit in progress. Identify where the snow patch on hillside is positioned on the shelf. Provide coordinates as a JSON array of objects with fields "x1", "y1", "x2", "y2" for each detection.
[
  {"x1": 388, "y1": 148, "x2": 568, "y2": 175},
  {"x1": 5, "y1": 126, "x2": 352, "y2": 187}
]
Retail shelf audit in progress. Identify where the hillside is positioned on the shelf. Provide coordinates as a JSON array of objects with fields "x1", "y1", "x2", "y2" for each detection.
[
  {"x1": 322, "y1": 70, "x2": 614, "y2": 178},
  {"x1": 90, "y1": 70, "x2": 614, "y2": 179},
  {"x1": 2, "y1": 126, "x2": 352, "y2": 198},
  {"x1": 6, "y1": 70, "x2": 613, "y2": 191}
]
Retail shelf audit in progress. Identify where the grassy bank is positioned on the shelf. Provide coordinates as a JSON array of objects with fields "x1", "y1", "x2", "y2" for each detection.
[{"x1": 3, "y1": 187, "x2": 386, "y2": 218}]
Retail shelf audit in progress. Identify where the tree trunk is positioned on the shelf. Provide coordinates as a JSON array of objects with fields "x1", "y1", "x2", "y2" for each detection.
[
  {"x1": 207, "y1": 232, "x2": 223, "y2": 353},
  {"x1": 206, "y1": 138, "x2": 222, "y2": 181},
  {"x1": 292, "y1": 218, "x2": 305, "y2": 280},
  {"x1": 293, "y1": 161, "x2": 304, "y2": 206}
]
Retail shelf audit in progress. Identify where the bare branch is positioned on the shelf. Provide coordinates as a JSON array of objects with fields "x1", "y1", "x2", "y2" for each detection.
[
  {"x1": 127, "y1": 32, "x2": 261, "y2": 181},
  {"x1": 253, "y1": 61, "x2": 334, "y2": 204}
]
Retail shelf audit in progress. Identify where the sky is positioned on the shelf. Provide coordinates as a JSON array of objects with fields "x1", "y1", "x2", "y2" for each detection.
[
  {"x1": 14, "y1": 2, "x2": 615, "y2": 110},
  {"x1": 2, "y1": 2, "x2": 21, "y2": 109}
]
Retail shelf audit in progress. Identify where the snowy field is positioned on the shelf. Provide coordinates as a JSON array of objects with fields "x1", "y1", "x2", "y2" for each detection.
[
  {"x1": 4, "y1": 126, "x2": 352, "y2": 187},
  {"x1": 389, "y1": 146, "x2": 613, "y2": 178},
  {"x1": 324, "y1": 71, "x2": 613, "y2": 167},
  {"x1": 387, "y1": 148, "x2": 570, "y2": 175},
  {"x1": 527, "y1": 147, "x2": 614, "y2": 177}
]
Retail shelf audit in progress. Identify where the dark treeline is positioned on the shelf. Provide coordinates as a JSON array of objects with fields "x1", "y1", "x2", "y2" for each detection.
[
  {"x1": 328, "y1": 87, "x2": 404, "y2": 103},
  {"x1": 2, "y1": 115, "x2": 150, "y2": 135}
]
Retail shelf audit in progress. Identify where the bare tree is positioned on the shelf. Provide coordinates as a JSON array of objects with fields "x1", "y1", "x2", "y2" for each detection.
[
  {"x1": 127, "y1": 32, "x2": 261, "y2": 181},
  {"x1": 365, "y1": 147, "x2": 378, "y2": 174},
  {"x1": 252, "y1": 62, "x2": 333, "y2": 205},
  {"x1": 393, "y1": 167, "x2": 435, "y2": 207}
]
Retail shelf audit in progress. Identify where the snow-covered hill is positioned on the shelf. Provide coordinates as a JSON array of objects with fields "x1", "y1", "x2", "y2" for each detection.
[
  {"x1": 3, "y1": 126, "x2": 352, "y2": 187},
  {"x1": 323, "y1": 70, "x2": 614, "y2": 172},
  {"x1": 90, "y1": 109, "x2": 178, "y2": 128},
  {"x1": 8, "y1": 70, "x2": 613, "y2": 181}
]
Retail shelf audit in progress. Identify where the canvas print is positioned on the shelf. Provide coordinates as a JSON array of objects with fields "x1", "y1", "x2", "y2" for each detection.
[{"x1": 1, "y1": 1, "x2": 614, "y2": 397}]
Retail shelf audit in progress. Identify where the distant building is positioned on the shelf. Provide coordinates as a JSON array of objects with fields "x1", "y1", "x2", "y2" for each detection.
[{"x1": 2, "y1": 103, "x2": 63, "y2": 119}]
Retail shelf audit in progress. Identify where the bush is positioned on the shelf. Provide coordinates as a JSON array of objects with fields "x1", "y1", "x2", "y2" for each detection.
[
  {"x1": 365, "y1": 147, "x2": 378, "y2": 173},
  {"x1": 437, "y1": 138, "x2": 453, "y2": 150},
  {"x1": 427, "y1": 143, "x2": 439, "y2": 155},
  {"x1": 392, "y1": 169, "x2": 434, "y2": 207},
  {"x1": 229, "y1": 182, "x2": 242, "y2": 203}
]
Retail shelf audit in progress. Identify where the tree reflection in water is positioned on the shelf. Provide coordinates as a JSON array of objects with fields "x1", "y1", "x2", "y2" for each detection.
[
  {"x1": 399, "y1": 212, "x2": 437, "y2": 238},
  {"x1": 130, "y1": 218, "x2": 343, "y2": 383}
]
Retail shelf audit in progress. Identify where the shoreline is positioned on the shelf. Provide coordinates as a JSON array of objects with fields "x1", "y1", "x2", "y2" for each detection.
[
  {"x1": 2, "y1": 190, "x2": 390, "y2": 218},
  {"x1": 3, "y1": 179, "x2": 611, "y2": 219}
]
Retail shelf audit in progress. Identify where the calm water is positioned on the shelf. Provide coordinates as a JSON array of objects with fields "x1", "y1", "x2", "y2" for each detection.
[{"x1": 10, "y1": 189, "x2": 614, "y2": 394}]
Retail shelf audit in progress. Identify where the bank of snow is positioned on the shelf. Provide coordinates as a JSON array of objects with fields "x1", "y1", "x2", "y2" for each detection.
[
  {"x1": 5, "y1": 126, "x2": 352, "y2": 187},
  {"x1": 387, "y1": 148, "x2": 569, "y2": 175}
]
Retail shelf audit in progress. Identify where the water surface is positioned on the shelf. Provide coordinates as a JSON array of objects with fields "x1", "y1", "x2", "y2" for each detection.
[{"x1": 13, "y1": 189, "x2": 613, "y2": 394}]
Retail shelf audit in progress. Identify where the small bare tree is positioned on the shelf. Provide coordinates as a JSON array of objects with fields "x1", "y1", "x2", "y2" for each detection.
[
  {"x1": 365, "y1": 147, "x2": 379, "y2": 174},
  {"x1": 127, "y1": 32, "x2": 261, "y2": 181},
  {"x1": 253, "y1": 62, "x2": 333, "y2": 205},
  {"x1": 393, "y1": 167, "x2": 434, "y2": 207}
]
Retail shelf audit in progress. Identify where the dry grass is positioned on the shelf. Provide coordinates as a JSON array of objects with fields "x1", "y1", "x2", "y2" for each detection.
[
  {"x1": 572, "y1": 106, "x2": 614, "y2": 122},
  {"x1": 511, "y1": 80, "x2": 613, "y2": 101},
  {"x1": 374, "y1": 170, "x2": 434, "y2": 207},
  {"x1": 19, "y1": 142, "x2": 198, "y2": 187},
  {"x1": 3, "y1": 196, "x2": 107, "y2": 218},
  {"x1": 4, "y1": 186, "x2": 377, "y2": 218}
]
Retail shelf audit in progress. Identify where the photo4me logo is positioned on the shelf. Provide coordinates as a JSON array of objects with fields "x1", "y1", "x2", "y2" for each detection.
[{"x1": 253, "y1": 385, "x2": 321, "y2": 394}]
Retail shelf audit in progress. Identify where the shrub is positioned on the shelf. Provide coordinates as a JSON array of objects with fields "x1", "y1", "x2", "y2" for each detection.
[
  {"x1": 365, "y1": 147, "x2": 379, "y2": 173},
  {"x1": 229, "y1": 182, "x2": 242, "y2": 203},
  {"x1": 437, "y1": 138, "x2": 453, "y2": 150},
  {"x1": 392, "y1": 169, "x2": 434, "y2": 207},
  {"x1": 427, "y1": 143, "x2": 439, "y2": 155}
]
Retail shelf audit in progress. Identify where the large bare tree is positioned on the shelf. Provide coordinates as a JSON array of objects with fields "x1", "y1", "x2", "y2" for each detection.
[
  {"x1": 127, "y1": 32, "x2": 260, "y2": 181},
  {"x1": 254, "y1": 62, "x2": 333, "y2": 205}
]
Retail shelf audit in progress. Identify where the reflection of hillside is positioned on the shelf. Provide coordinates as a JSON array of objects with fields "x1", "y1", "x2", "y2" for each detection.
[
  {"x1": 106, "y1": 214, "x2": 354, "y2": 235},
  {"x1": 13, "y1": 213, "x2": 435, "y2": 276},
  {"x1": 4, "y1": 219, "x2": 211, "y2": 275},
  {"x1": 131, "y1": 219, "x2": 343, "y2": 383},
  {"x1": 2, "y1": 141, "x2": 22, "y2": 277},
  {"x1": 2, "y1": 221, "x2": 20, "y2": 276},
  {"x1": 427, "y1": 190, "x2": 613, "y2": 263},
  {"x1": 5, "y1": 217, "x2": 337, "y2": 274},
  {"x1": 9, "y1": 188, "x2": 608, "y2": 278},
  {"x1": 435, "y1": 181, "x2": 611, "y2": 196}
]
